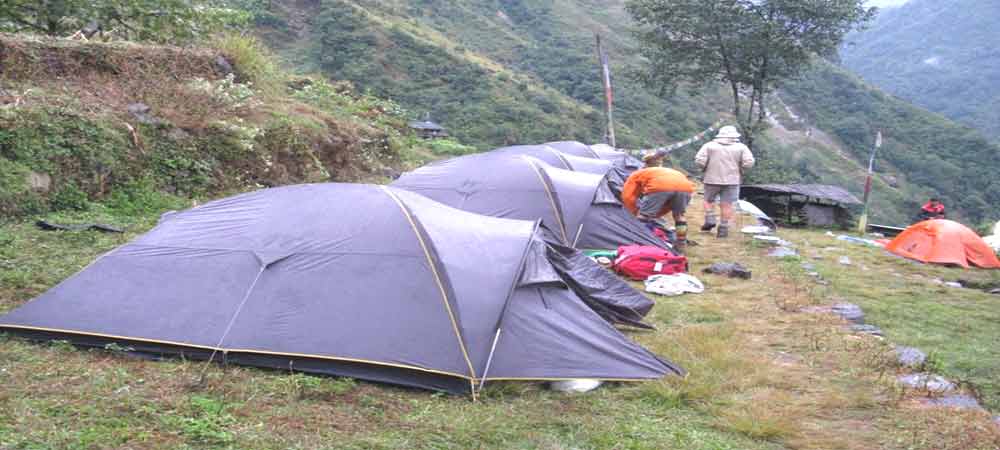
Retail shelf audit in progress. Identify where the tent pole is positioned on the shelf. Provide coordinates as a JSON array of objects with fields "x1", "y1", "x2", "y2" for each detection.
[
  {"x1": 475, "y1": 221, "x2": 541, "y2": 396},
  {"x1": 477, "y1": 329, "x2": 502, "y2": 393}
]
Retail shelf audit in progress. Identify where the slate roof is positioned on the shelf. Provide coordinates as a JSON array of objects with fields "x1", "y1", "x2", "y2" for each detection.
[
  {"x1": 409, "y1": 120, "x2": 445, "y2": 131},
  {"x1": 742, "y1": 184, "x2": 862, "y2": 205}
]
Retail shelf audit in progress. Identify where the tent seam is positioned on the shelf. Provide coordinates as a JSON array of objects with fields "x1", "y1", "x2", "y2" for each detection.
[
  {"x1": 379, "y1": 187, "x2": 479, "y2": 381},
  {"x1": 521, "y1": 156, "x2": 570, "y2": 245}
]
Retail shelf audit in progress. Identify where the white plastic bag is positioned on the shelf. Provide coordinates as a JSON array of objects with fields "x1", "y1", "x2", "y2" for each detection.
[
  {"x1": 550, "y1": 379, "x2": 603, "y2": 393},
  {"x1": 644, "y1": 274, "x2": 705, "y2": 296}
]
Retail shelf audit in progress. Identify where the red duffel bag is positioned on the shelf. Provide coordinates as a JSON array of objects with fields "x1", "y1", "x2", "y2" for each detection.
[{"x1": 612, "y1": 245, "x2": 688, "y2": 281}]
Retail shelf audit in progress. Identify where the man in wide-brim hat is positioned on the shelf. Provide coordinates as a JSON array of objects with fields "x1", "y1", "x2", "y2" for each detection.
[{"x1": 695, "y1": 125, "x2": 755, "y2": 238}]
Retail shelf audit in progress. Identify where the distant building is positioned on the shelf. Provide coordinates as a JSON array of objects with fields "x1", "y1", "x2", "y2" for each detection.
[
  {"x1": 741, "y1": 184, "x2": 862, "y2": 228},
  {"x1": 409, "y1": 117, "x2": 448, "y2": 139}
]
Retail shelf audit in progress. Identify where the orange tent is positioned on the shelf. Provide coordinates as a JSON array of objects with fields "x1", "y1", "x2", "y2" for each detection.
[{"x1": 886, "y1": 220, "x2": 1000, "y2": 269}]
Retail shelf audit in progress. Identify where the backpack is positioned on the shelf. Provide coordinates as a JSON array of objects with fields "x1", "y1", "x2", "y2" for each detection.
[{"x1": 612, "y1": 245, "x2": 688, "y2": 281}]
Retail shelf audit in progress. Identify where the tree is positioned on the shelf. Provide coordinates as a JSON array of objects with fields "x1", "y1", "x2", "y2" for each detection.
[
  {"x1": 0, "y1": 0, "x2": 249, "y2": 42},
  {"x1": 626, "y1": 0, "x2": 875, "y2": 150}
]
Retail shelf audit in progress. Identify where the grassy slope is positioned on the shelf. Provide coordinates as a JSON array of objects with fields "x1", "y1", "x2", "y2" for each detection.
[
  {"x1": 2, "y1": 193, "x2": 999, "y2": 449},
  {"x1": 0, "y1": 33, "x2": 455, "y2": 218},
  {"x1": 790, "y1": 228, "x2": 1000, "y2": 412}
]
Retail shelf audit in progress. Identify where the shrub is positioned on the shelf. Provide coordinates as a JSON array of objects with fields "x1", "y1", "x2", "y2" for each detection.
[
  {"x1": 50, "y1": 182, "x2": 90, "y2": 212},
  {"x1": 0, "y1": 158, "x2": 42, "y2": 216},
  {"x1": 211, "y1": 34, "x2": 283, "y2": 96},
  {"x1": 427, "y1": 139, "x2": 477, "y2": 156}
]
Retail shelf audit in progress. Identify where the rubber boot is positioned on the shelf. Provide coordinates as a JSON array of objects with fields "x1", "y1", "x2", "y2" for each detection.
[
  {"x1": 701, "y1": 212, "x2": 717, "y2": 232},
  {"x1": 717, "y1": 224, "x2": 729, "y2": 239}
]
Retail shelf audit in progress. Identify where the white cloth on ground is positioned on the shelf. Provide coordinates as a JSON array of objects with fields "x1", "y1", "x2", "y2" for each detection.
[{"x1": 644, "y1": 274, "x2": 705, "y2": 296}]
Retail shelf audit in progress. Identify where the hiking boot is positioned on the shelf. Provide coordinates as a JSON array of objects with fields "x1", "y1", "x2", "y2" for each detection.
[
  {"x1": 701, "y1": 223, "x2": 717, "y2": 232},
  {"x1": 717, "y1": 225, "x2": 729, "y2": 238}
]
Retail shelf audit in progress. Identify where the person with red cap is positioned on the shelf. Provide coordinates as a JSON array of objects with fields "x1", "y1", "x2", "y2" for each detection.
[{"x1": 918, "y1": 198, "x2": 946, "y2": 222}]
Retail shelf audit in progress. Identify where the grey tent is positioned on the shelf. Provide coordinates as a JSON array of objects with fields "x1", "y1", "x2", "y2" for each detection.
[
  {"x1": 489, "y1": 145, "x2": 613, "y2": 175},
  {"x1": 548, "y1": 141, "x2": 643, "y2": 168},
  {"x1": 391, "y1": 153, "x2": 667, "y2": 251},
  {"x1": 546, "y1": 141, "x2": 643, "y2": 197},
  {"x1": 0, "y1": 184, "x2": 682, "y2": 395}
]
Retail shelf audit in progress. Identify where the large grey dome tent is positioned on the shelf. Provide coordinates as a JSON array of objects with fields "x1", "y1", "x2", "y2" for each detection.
[
  {"x1": 489, "y1": 145, "x2": 613, "y2": 175},
  {"x1": 547, "y1": 141, "x2": 644, "y2": 197},
  {"x1": 391, "y1": 153, "x2": 666, "y2": 252},
  {"x1": 0, "y1": 184, "x2": 682, "y2": 395}
]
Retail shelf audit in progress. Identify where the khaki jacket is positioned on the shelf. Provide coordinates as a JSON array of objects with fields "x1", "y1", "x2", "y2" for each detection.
[{"x1": 695, "y1": 139, "x2": 755, "y2": 185}]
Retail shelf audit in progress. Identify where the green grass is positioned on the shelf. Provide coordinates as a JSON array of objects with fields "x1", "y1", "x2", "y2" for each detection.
[
  {"x1": 783, "y1": 228, "x2": 1000, "y2": 410},
  {"x1": 1, "y1": 198, "x2": 999, "y2": 449}
]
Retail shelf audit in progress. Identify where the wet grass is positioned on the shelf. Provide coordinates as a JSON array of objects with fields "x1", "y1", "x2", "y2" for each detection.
[{"x1": 1, "y1": 199, "x2": 999, "y2": 449}]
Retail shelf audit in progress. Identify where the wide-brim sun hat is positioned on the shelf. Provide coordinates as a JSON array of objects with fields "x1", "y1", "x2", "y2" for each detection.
[{"x1": 716, "y1": 126, "x2": 741, "y2": 139}]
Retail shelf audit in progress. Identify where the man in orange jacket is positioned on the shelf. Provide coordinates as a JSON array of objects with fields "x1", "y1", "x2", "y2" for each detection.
[{"x1": 621, "y1": 167, "x2": 696, "y2": 245}]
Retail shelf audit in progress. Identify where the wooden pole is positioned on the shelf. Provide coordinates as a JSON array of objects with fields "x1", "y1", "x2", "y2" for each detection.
[
  {"x1": 596, "y1": 34, "x2": 616, "y2": 148},
  {"x1": 857, "y1": 131, "x2": 882, "y2": 234}
]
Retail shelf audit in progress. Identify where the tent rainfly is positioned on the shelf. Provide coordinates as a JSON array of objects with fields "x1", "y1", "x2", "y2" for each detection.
[
  {"x1": 391, "y1": 153, "x2": 668, "y2": 252},
  {"x1": 886, "y1": 219, "x2": 1000, "y2": 269},
  {"x1": 489, "y1": 145, "x2": 613, "y2": 175},
  {"x1": 0, "y1": 184, "x2": 683, "y2": 395},
  {"x1": 562, "y1": 141, "x2": 645, "y2": 197}
]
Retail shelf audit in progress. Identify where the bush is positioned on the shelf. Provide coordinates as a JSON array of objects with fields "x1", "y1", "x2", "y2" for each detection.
[
  {"x1": 50, "y1": 182, "x2": 90, "y2": 212},
  {"x1": 0, "y1": 158, "x2": 38, "y2": 216},
  {"x1": 427, "y1": 139, "x2": 477, "y2": 156},
  {"x1": 211, "y1": 34, "x2": 283, "y2": 96}
]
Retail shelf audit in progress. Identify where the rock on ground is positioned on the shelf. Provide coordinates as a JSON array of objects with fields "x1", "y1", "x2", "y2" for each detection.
[
  {"x1": 127, "y1": 102, "x2": 159, "y2": 125},
  {"x1": 768, "y1": 247, "x2": 798, "y2": 258},
  {"x1": 851, "y1": 324, "x2": 883, "y2": 337},
  {"x1": 897, "y1": 373, "x2": 956, "y2": 392},
  {"x1": 831, "y1": 303, "x2": 865, "y2": 324},
  {"x1": 920, "y1": 395, "x2": 982, "y2": 410},
  {"x1": 895, "y1": 346, "x2": 927, "y2": 368},
  {"x1": 27, "y1": 171, "x2": 52, "y2": 192}
]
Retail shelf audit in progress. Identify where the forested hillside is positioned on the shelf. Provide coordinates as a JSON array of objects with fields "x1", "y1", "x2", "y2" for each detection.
[
  {"x1": 842, "y1": 0, "x2": 1000, "y2": 138},
  {"x1": 255, "y1": 0, "x2": 721, "y2": 149},
  {"x1": 780, "y1": 61, "x2": 1000, "y2": 225},
  {"x1": 244, "y1": 0, "x2": 998, "y2": 225}
]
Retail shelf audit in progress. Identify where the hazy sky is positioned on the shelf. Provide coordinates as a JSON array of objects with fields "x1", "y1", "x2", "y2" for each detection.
[{"x1": 867, "y1": 0, "x2": 909, "y2": 7}]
